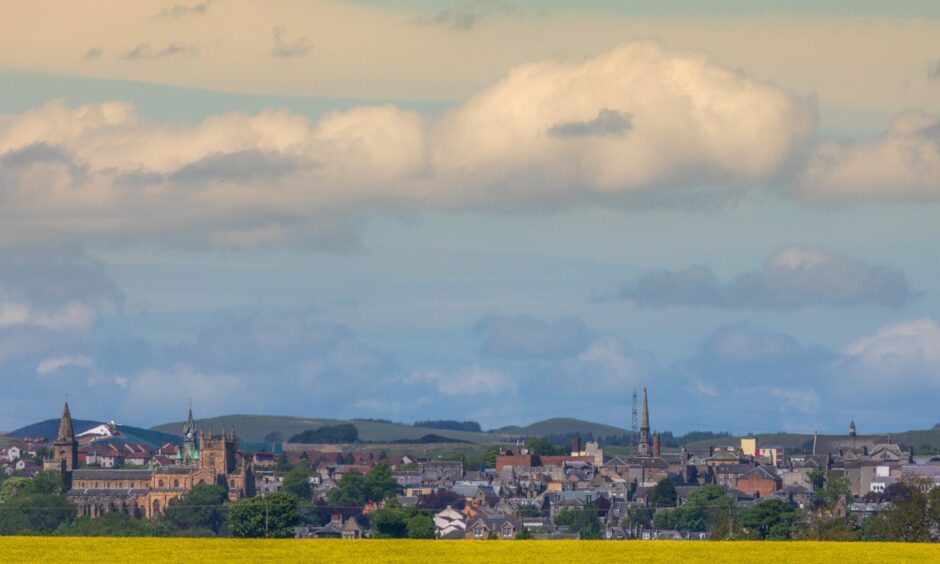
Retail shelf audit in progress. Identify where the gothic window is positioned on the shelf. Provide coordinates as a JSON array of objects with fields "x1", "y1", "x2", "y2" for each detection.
[
  {"x1": 153, "y1": 499, "x2": 160, "y2": 515},
  {"x1": 230, "y1": 479, "x2": 235, "y2": 488},
  {"x1": 159, "y1": 479, "x2": 164, "y2": 487},
  {"x1": 174, "y1": 479, "x2": 180, "y2": 488}
]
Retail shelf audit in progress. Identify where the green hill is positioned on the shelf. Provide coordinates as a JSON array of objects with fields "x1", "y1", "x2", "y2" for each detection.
[
  {"x1": 491, "y1": 417, "x2": 633, "y2": 439},
  {"x1": 151, "y1": 414, "x2": 502, "y2": 445}
]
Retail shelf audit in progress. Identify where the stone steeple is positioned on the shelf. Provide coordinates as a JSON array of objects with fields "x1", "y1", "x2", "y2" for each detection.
[
  {"x1": 45, "y1": 401, "x2": 78, "y2": 480},
  {"x1": 57, "y1": 401, "x2": 75, "y2": 443},
  {"x1": 849, "y1": 419, "x2": 857, "y2": 438},
  {"x1": 638, "y1": 387, "x2": 652, "y2": 457}
]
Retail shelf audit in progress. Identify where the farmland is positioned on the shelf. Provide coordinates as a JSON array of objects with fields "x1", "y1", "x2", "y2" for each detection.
[{"x1": 5, "y1": 538, "x2": 940, "y2": 563}]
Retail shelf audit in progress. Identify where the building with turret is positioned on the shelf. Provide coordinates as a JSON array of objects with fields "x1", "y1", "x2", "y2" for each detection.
[{"x1": 44, "y1": 402, "x2": 255, "y2": 519}]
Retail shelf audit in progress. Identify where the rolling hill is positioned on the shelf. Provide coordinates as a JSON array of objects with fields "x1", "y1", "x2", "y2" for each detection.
[
  {"x1": 151, "y1": 414, "x2": 502, "y2": 445},
  {"x1": 491, "y1": 417, "x2": 634, "y2": 439},
  {"x1": 6, "y1": 419, "x2": 181, "y2": 448},
  {"x1": 7, "y1": 418, "x2": 104, "y2": 440}
]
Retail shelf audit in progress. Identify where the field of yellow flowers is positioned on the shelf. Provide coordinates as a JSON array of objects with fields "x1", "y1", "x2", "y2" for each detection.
[{"x1": 5, "y1": 538, "x2": 940, "y2": 563}]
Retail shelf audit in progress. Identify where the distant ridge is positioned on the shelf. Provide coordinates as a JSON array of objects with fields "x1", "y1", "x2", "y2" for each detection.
[
  {"x1": 491, "y1": 417, "x2": 632, "y2": 439},
  {"x1": 8, "y1": 418, "x2": 103, "y2": 441},
  {"x1": 7, "y1": 418, "x2": 181, "y2": 448},
  {"x1": 151, "y1": 414, "x2": 500, "y2": 444}
]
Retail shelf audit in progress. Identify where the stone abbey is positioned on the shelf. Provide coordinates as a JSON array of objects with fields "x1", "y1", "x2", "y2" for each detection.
[{"x1": 44, "y1": 402, "x2": 255, "y2": 518}]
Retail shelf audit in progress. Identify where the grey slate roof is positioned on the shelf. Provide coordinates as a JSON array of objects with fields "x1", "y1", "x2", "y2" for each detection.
[{"x1": 72, "y1": 469, "x2": 153, "y2": 481}]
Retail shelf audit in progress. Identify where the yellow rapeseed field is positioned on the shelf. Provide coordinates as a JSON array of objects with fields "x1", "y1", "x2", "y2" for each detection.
[{"x1": 5, "y1": 538, "x2": 940, "y2": 563}]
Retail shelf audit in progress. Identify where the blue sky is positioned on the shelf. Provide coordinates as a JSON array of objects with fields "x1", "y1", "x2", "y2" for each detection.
[{"x1": 1, "y1": 1, "x2": 939, "y2": 435}]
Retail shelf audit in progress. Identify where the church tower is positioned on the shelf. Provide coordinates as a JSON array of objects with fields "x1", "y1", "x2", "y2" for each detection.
[
  {"x1": 638, "y1": 387, "x2": 652, "y2": 457},
  {"x1": 44, "y1": 401, "x2": 78, "y2": 486},
  {"x1": 179, "y1": 404, "x2": 200, "y2": 465},
  {"x1": 849, "y1": 419, "x2": 857, "y2": 438}
]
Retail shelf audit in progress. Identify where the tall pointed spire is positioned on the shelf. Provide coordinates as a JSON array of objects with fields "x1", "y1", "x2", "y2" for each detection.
[
  {"x1": 57, "y1": 401, "x2": 74, "y2": 442},
  {"x1": 638, "y1": 387, "x2": 652, "y2": 457}
]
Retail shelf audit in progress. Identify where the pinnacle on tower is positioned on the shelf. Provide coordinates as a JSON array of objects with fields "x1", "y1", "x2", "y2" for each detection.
[{"x1": 57, "y1": 401, "x2": 75, "y2": 442}]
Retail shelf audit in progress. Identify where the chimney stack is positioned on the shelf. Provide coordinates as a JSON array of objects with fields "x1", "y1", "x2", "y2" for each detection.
[{"x1": 653, "y1": 434, "x2": 661, "y2": 457}]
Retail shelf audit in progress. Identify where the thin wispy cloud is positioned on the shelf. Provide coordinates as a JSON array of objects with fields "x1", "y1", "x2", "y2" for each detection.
[
  {"x1": 156, "y1": 1, "x2": 212, "y2": 20},
  {"x1": 413, "y1": 0, "x2": 515, "y2": 32},
  {"x1": 929, "y1": 60, "x2": 940, "y2": 80},
  {"x1": 121, "y1": 42, "x2": 198, "y2": 61},
  {"x1": 83, "y1": 47, "x2": 103, "y2": 60},
  {"x1": 271, "y1": 26, "x2": 312, "y2": 58},
  {"x1": 618, "y1": 247, "x2": 913, "y2": 309}
]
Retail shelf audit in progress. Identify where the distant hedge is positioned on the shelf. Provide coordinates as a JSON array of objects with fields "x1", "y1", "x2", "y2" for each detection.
[{"x1": 288, "y1": 424, "x2": 359, "y2": 444}]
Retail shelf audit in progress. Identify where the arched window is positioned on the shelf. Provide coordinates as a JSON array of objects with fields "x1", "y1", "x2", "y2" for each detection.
[
  {"x1": 153, "y1": 499, "x2": 160, "y2": 516},
  {"x1": 158, "y1": 479, "x2": 164, "y2": 488},
  {"x1": 174, "y1": 479, "x2": 180, "y2": 488}
]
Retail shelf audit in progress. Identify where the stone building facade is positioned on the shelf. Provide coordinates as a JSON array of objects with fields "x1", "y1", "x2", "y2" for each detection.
[{"x1": 46, "y1": 402, "x2": 255, "y2": 518}]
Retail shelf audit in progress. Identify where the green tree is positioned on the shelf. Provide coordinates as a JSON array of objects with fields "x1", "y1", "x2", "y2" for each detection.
[
  {"x1": 738, "y1": 499, "x2": 799, "y2": 540},
  {"x1": 816, "y1": 475, "x2": 852, "y2": 506},
  {"x1": 680, "y1": 485, "x2": 736, "y2": 535},
  {"x1": 554, "y1": 502, "x2": 603, "y2": 539},
  {"x1": 482, "y1": 446, "x2": 501, "y2": 469},
  {"x1": 652, "y1": 509, "x2": 677, "y2": 531},
  {"x1": 0, "y1": 494, "x2": 75, "y2": 535},
  {"x1": 0, "y1": 477, "x2": 32, "y2": 502},
  {"x1": 524, "y1": 438, "x2": 561, "y2": 456},
  {"x1": 806, "y1": 468, "x2": 826, "y2": 492},
  {"x1": 328, "y1": 469, "x2": 367, "y2": 508},
  {"x1": 406, "y1": 512, "x2": 435, "y2": 539},
  {"x1": 859, "y1": 514, "x2": 887, "y2": 541},
  {"x1": 164, "y1": 483, "x2": 228, "y2": 535},
  {"x1": 281, "y1": 461, "x2": 313, "y2": 501},
  {"x1": 794, "y1": 510, "x2": 858, "y2": 541},
  {"x1": 28, "y1": 471, "x2": 65, "y2": 495},
  {"x1": 371, "y1": 506, "x2": 410, "y2": 538},
  {"x1": 879, "y1": 475, "x2": 933, "y2": 542},
  {"x1": 516, "y1": 527, "x2": 534, "y2": 539},
  {"x1": 275, "y1": 452, "x2": 292, "y2": 473},
  {"x1": 649, "y1": 478, "x2": 678, "y2": 508},
  {"x1": 622, "y1": 506, "x2": 653, "y2": 537},
  {"x1": 228, "y1": 493, "x2": 299, "y2": 538},
  {"x1": 55, "y1": 511, "x2": 176, "y2": 537},
  {"x1": 334, "y1": 472, "x2": 361, "y2": 507},
  {"x1": 364, "y1": 463, "x2": 399, "y2": 503}
]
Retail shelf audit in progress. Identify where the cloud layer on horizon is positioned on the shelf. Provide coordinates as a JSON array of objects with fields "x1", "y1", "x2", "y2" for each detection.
[{"x1": 618, "y1": 246, "x2": 913, "y2": 309}]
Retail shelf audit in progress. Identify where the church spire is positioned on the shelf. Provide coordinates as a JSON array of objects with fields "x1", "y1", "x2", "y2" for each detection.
[
  {"x1": 638, "y1": 387, "x2": 652, "y2": 456},
  {"x1": 57, "y1": 401, "x2": 75, "y2": 442}
]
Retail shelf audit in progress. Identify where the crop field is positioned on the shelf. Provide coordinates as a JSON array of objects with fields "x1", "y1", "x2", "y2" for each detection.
[{"x1": 5, "y1": 538, "x2": 940, "y2": 563}]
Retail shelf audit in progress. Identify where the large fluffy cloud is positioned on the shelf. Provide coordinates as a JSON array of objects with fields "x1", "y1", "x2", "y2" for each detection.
[
  {"x1": 0, "y1": 43, "x2": 816, "y2": 249},
  {"x1": 839, "y1": 318, "x2": 940, "y2": 380},
  {"x1": 432, "y1": 42, "x2": 814, "y2": 207},
  {"x1": 796, "y1": 111, "x2": 940, "y2": 202},
  {"x1": 619, "y1": 246, "x2": 912, "y2": 309}
]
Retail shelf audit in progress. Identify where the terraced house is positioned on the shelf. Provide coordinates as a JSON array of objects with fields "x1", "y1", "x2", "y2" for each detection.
[{"x1": 44, "y1": 402, "x2": 255, "y2": 518}]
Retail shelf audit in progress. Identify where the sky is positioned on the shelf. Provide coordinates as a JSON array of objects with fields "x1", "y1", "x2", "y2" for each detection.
[{"x1": 1, "y1": 1, "x2": 939, "y2": 435}]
